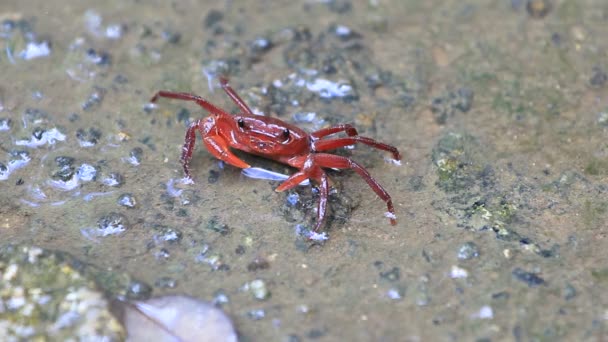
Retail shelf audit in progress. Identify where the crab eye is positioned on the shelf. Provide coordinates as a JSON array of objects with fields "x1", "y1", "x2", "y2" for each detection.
[
  {"x1": 237, "y1": 118, "x2": 245, "y2": 129},
  {"x1": 282, "y1": 128, "x2": 290, "y2": 140}
]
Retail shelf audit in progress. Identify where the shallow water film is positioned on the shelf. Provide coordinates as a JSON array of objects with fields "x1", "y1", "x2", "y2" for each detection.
[{"x1": 1, "y1": 0, "x2": 608, "y2": 340}]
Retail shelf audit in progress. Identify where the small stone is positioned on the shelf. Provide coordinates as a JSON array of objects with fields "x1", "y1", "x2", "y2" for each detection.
[
  {"x1": 526, "y1": 0, "x2": 551, "y2": 18},
  {"x1": 387, "y1": 287, "x2": 403, "y2": 300},
  {"x1": 512, "y1": 267, "x2": 545, "y2": 287},
  {"x1": 127, "y1": 147, "x2": 143, "y2": 165},
  {"x1": 102, "y1": 172, "x2": 124, "y2": 187},
  {"x1": 0, "y1": 118, "x2": 11, "y2": 131},
  {"x1": 247, "y1": 257, "x2": 270, "y2": 272},
  {"x1": 82, "y1": 87, "x2": 107, "y2": 111},
  {"x1": 450, "y1": 265, "x2": 468, "y2": 279},
  {"x1": 213, "y1": 290, "x2": 230, "y2": 306},
  {"x1": 597, "y1": 112, "x2": 608, "y2": 127},
  {"x1": 379, "y1": 267, "x2": 400, "y2": 282},
  {"x1": 286, "y1": 193, "x2": 300, "y2": 206},
  {"x1": 126, "y1": 280, "x2": 152, "y2": 300},
  {"x1": 97, "y1": 212, "x2": 129, "y2": 236},
  {"x1": 208, "y1": 170, "x2": 220, "y2": 184},
  {"x1": 247, "y1": 279, "x2": 270, "y2": 300},
  {"x1": 153, "y1": 226, "x2": 183, "y2": 244},
  {"x1": 564, "y1": 284, "x2": 576, "y2": 300},
  {"x1": 204, "y1": 10, "x2": 223, "y2": 28},
  {"x1": 247, "y1": 309, "x2": 265, "y2": 320},
  {"x1": 76, "y1": 127, "x2": 102, "y2": 147},
  {"x1": 589, "y1": 66, "x2": 607, "y2": 88},
  {"x1": 457, "y1": 242, "x2": 480, "y2": 260},
  {"x1": 117, "y1": 193, "x2": 137, "y2": 208},
  {"x1": 154, "y1": 277, "x2": 177, "y2": 289}
]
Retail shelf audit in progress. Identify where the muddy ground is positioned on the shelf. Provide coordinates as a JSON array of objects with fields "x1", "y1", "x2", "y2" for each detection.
[{"x1": 1, "y1": 0, "x2": 607, "y2": 341}]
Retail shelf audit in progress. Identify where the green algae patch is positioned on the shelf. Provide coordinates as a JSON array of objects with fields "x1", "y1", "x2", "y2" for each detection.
[{"x1": 0, "y1": 244, "x2": 125, "y2": 341}]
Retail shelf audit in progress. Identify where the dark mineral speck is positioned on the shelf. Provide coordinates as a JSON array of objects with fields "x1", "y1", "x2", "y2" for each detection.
[
  {"x1": 86, "y1": 48, "x2": 111, "y2": 66},
  {"x1": 76, "y1": 127, "x2": 102, "y2": 147},
  {"x1": 208, "y1": 169, "x2": 220, "y2": 184},
  {"x1": 512, "y1": 267, "x2": 545, "y2": 287},
  {"x1": 0, "y1": 162, "x2": 8, "y2": 176},
  {"x1": 55, "y1": 156, "x2": 75, "y2": 168},
  {"x1": 204, "y1": 10, "x2": 224, "y2": 28},
  {"x1": 155, "y1": 248, "x2": 170, "y2": 260},
  {"x1": 249, "y1": 37, "x2": 273, "y2": 57},
  {"x1": 564, "y1": 284, "x2": 576, "y2": 300},
  {"x1": 327, "y1": 0, "x2": 352, "y2": 14},
  {"x1": 117, "y1": 193, "x2": 137, "y2": 208},
  {"x1": 457, "y1": 242, "x2": 480, "y2": 260},
  {"x1": 589, "y1": 66, "x2": 607, "y2": 88},
  {"x1": 526, "y1": 0, "x2": 552, "y2": 18},
  {"x1": 176, "y1": 108, "x2": 191, "y2": 125},
  {"x1": 430, "y1": 87, "x2": 474, "y2": 124},
  {"x1": 247, "y1": 257, "x2": 270, "y2": 272},
  {"x1": 307, "y1": 328, "x2": 326, "y2": 339},
  {"x1": 113, "y1": 74, "x2": 128, "y2": 84},
  {"x1": 235, "y1": 245, "x2": 246, "y2": 255},
  {"x1": 379, "y1": 267, "x2": 400, "y2": 282},
  {"x1": 161, "y1": 29, "x2": 181, "y2": 44},
  {"x1": 206, "y1": 216, "x2": 230, "y2": 235},
  {"x1": 32, "y1": 127, "x2": 44, "y2": 140},
  {"x1": 23, "y1": 108, "x2": 48, "y2": 123},
  {"x1": 82, "y1": 87, "x2": 106, "y2": 111},
  {"x1": 492, "y1": 291, "x2": 510, "y2": 300},
  {"x1": 179, "y1": 189, "x2": 201, "y2": 206}
]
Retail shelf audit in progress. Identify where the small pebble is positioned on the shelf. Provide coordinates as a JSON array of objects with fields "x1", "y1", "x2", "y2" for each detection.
[
  {"x1": 117, "y1": 193, "x2": 137, "y2": 208},
  {"x1": 247, "y1": 257, "x2": 270, "y2": 272},
  {"x1": 126, "y1": 280, "x2": 153, "y2": 300},
  {"x1": 97, "y1": 212, "x2": 129, "y2": 236},
  {"x1": 247, "y1": 309, "x2": 265, "y2": 320},
  {"x1": 449, "y1": 265, "x2": 469, "y2": 279},
  {"x1": 379, "y1": 267, "x2": 400, "y2": 282},
  {"x1": 102, "y1": 172, "x2": 124, "y2": 187},
  {"x1": 154, "y1": 277, "x2": 178, "y2": 289},
  {"x1": 526, "y1": 0, "x2": 551, "y2": 18},
  {"x1": 457, "y1": 242, "x2": 480, "y2": 260},
  {"x1": 247, "y1": 279, "x2": 270, "y2": 301},
  {"x1": 512, "y1": 267, "x2": 545, "y2": 287}
]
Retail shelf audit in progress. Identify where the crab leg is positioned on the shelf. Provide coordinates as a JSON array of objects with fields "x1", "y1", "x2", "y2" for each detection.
[
  {"x1": 314, "y1": 153, "x2": 396, "y2": 225},
  {"x1": 313, "y1": 136, "x2": 401, "y2": 161},
  {"x1": 150, "y1": 91, "x2": 230, "y2": 117},
  {"x1": 203, "y1": 134, "x2": 251, "y2": 170},
  {"x1": 181, "y1": 120, "x2": 200, "y2": 178},
  {"x1": 311, "y1": 169, "x2": 330, "y2": 232},
  {"x1": 275, "y1": 171, "x2": 309, "y2": 192},
  {"x1": 311, "y1": 124, "x2": 358, "y2": 139},
  {"x1": 219, "y1": 77, "x2": 255, "y2": 115},
  {"x1": 180, "y1": 121, "x2": 251, "y2": 178}
]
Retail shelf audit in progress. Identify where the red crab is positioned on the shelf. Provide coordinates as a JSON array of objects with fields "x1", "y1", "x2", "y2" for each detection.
[{"x1": 150, "y1": 78, "x2": 401, "y2": 235}]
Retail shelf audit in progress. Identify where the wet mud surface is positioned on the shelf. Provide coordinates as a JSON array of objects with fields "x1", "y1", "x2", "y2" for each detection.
[{"x1": 1, "y1": 0, "x2": 607, "y2": 340}]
